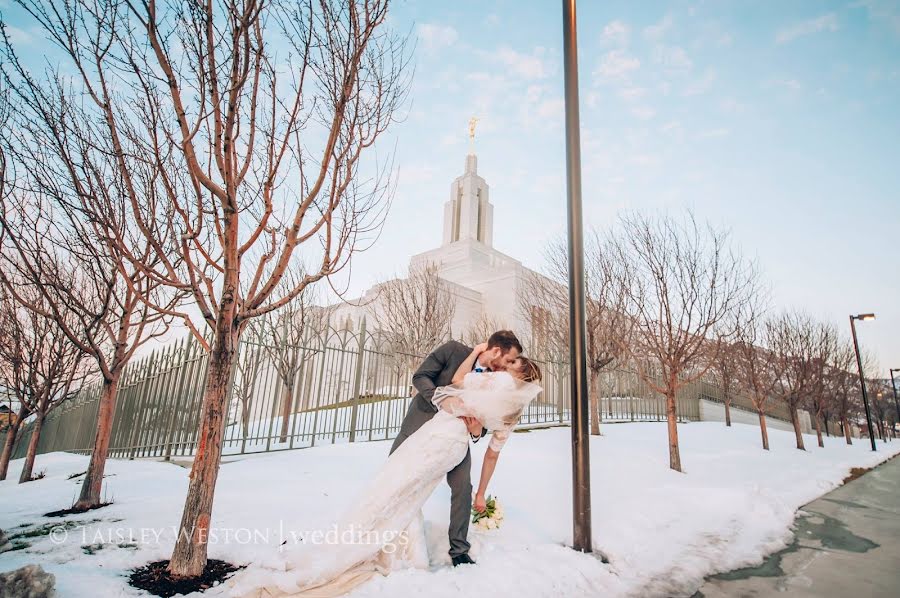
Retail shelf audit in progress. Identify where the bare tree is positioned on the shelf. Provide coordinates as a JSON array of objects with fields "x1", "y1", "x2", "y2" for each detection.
[
  {"x1": 5, "y1": 0, "x2": 409, "y2": 578},
  {"x1": 0, "y1": 59, "x2": 178, "y2": 510},
  {"x1": 710, "y1": 339, "x2": 740, "y2": 427},
  {"x1": 734, "y1": 300, "x2": 780, "y2": 450},
  {"x1": 462, "y1": 312, "x2": 508, "y2": 348},
  {"x1": 865, "y1": 356, "x2": 892, "y2": 441},
  {"x1": 768, "y1": 311, "x2": 827, "y2": 451},
  {"x1": 830, "y1": 342, "x2": 860, "y2": 445},
  {"x1": 805, "y1": 322, "x2": 839, "y2": 448},
  {"x1": 371, "y1": 264, "x2": 456, "y2": 371},
  {"x1": 0, "y1": 287, "x2": 88, "y2": 482},
  {"x1": 230, "y1": 323, "x2": 267, "y2": 442},
  {"x1": 0, "y1": 290, "x2": 33, "y2": 480},
  {"x1": 619, "y1": 212, "x2": 757, "y2": 471},
  {"x1": 259, "y1": 279, "x2": 332, "y2": 443},
  {"x1": 523, "y1": 231, "x2": 633, "y2": 435}
]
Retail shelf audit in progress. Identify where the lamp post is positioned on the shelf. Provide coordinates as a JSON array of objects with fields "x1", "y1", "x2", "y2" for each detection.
[
  {"x1": 890, "y1": 369, "x2": 900, "y2": 437},
  {"x1": 561, "y1": 0, "x2": 592, "y2": 553},
  {"x1": 849, "y1": 313, "x2": 876, "y2": 451}
]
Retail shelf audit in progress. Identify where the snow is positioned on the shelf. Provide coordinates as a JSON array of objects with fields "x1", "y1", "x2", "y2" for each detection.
[{"x1": 1, "y1": 422, "x2": 898, "y2": 597}]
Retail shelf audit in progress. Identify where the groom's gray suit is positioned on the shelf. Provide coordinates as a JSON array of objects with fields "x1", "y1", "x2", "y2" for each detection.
[{"x1": 389, "y1": 340, "x2": 487, "y2": 559}]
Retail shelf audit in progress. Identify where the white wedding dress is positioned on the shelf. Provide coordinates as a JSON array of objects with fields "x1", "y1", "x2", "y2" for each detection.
[{"x1": 222, "y1": 372, "x2": 542, "y2": 598}]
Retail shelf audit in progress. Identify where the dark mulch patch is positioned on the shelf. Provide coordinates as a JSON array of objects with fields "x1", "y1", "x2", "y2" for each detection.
[
  {"x1": 128, "y1": 559, "x2": 243, "y2": 597},
  {"x1": 27, "y1": 470, "x2": 46, "y2": 481},
  {"x1": 842, "y1": 466, "x2": 872, "y2": 485},
  {"x1": 44, "y1": 501, "x2": 113, "y2": 518}
]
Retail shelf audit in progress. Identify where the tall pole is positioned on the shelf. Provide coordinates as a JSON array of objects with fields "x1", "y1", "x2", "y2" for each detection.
[
  {"x1": 849, "y1": 316, "x2": 876, "y2": 452},
  {"x1": 890, "y1": 369, "x2": 900, "y2": 435},
  {"x1": 561, "y1": 0, "x2": 591, "y2": 553}
]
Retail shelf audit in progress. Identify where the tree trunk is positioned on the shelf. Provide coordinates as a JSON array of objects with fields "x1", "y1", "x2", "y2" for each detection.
[
  {"x1": 74, "y1": 376, "x2": 121, "y2": 510},
  {"x1": 814, "y1": 413, "x2": 824, "y2": 448},
  {"x1": 790, "y1": 404, "x2": 805, "y2": 450},
  {"x1": 278, "y1": 378, "x2": 296, "y2": 443},
  {"x1": 0, "y1": 405, "x2": 29, "y2": 480},
  {"x1": 724, "y1": 399, "x2": 732, "y2": 427},
  {"x1": 167, "y1": 325, "x2": 239, "y2": 578},
  {"x1": 758, "y1": 411, "x2": 769, "y2": 450},
  {"x1": 665, "y1": 391, "x2": 681, "y2": 472},
  {"x1": 589, "y1": 368, "x2": 600, "y2": 436},
  {"x1": 18, "y1": 412, "x2": 45, "y2": 483},
  {"x1": 240, "y1": 399, "x2": 250, "y2": 440},
  {"x1": 842, "y1": 415, "x2": 852, "y2": 445}
]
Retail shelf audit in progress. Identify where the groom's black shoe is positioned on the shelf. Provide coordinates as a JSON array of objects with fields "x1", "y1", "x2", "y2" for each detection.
[{"x1": 452, "y1": 554, "x2": 476, "y2": 567}]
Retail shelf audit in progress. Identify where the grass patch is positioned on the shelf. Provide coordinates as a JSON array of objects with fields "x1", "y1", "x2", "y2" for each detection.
[{"x1": 842, "y1": 467, "x2": 871, "y2": 485}]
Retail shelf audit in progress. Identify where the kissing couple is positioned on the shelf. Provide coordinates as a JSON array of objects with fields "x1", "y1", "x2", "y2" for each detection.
[{"x1": 224, "y1": 330, "x2": 543, "y2": 597}]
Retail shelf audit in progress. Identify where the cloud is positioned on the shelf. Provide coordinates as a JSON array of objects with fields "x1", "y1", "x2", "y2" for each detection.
[
  {"x1": 416, "y1": 23, "x2": 459, "y2": 51},
  {"x1": 594, "y1": 49, "x2": 641, "y2": 79},
  {"x1": 775, "y1": 13, "x2": 838, "y2": 44},
  {"x1": 630, "y1": 106, "x2": 656, "y2": 120},
  {"x1": 660, "y1": 121, "x2": 682, "y2": 134},
  {"x1": 653, "y1": 45, "x2": 693, "y2": 71},
  {"x1": 683, "y1": 68, "x2": 716, "y2": 96},
  {"x1": 536, "y1": 98, "x2": 565, "y2": 120},
  {"x1": 618, "y1": 86, "x2": 646, "y2": 102},
  {"x1": 495, "y1": 46, "x2": 550, "y2": 80},
  {"x1": 766, "y1": 78, "x2": 803, "y2": 92},
  {"x1": 4, "y1": 25, "x2": 33, "y2": 45},
  {"x1": 698, "y1": 128, "x2": 730, "y2": 138},
  {"x1": 644, "y1": 15, "x2": 673, "y2": 41},
  {"x1": 601, "y1": 20, "x2": 630, "y2": 46},
  {"x1": 719, "y1": 97, "x2": 747, "y2": 114}
]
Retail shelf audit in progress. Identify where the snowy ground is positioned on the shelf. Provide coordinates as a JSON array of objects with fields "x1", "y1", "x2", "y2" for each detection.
[{"x1": 1, "y1": 422, "x2": 898, "y2": 598}]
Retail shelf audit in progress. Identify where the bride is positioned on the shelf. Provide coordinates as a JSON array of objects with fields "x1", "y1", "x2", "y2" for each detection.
[{"x1": 223, "y1": 348, "x2": 543, "y2": 598}]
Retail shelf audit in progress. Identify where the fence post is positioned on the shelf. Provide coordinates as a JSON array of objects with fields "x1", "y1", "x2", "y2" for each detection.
[
  {"x1": 348, "y1": 318, "x2": 367, "y2": 443},
  {"x1": 163, "y1": 337, "x2": 190, "y2": 461},
  {"x1": 556, "y1": 360, "x2": 565, "y2": 424},
  {"x1": 128, "y1": 356, "x2": 158, "y2": 460}
]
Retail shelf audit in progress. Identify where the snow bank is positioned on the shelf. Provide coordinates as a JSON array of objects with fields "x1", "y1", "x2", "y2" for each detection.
[{"x1": 1, "y1": 422, "x2": 897, "y2": 597}]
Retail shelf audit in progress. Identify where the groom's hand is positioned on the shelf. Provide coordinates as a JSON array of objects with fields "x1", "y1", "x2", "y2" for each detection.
[{"x1": 462, "y1": 416, "x2": 482, "y2": 436}]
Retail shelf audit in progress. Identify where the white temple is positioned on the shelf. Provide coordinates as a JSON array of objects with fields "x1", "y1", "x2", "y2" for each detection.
[{"x1": 329, "y1": 149, "x2": 541, "y2": 341}]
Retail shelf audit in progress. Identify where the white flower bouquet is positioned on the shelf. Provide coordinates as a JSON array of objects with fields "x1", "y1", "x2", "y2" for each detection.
[{"x1": 471, "y1": 495, "x2": 504, "y2": 531}]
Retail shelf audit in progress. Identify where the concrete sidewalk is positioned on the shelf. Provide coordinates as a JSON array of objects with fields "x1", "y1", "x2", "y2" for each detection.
[{"x1": 694, "y1": 453, "x2": 900, "y2": 598}]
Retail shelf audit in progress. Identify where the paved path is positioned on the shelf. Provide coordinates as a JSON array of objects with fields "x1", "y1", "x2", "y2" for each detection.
[{"x1": 694, "y1": 454, "x2": 900, "y2": 598}]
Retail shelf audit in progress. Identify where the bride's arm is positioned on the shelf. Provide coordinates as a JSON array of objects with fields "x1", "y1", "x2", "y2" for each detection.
[
  {"x1": 451, "y1": 342, "x2": 488, "y2": 385},
  {"x1": 474, "y1": 447, "x2": 500, "y2": 512}
]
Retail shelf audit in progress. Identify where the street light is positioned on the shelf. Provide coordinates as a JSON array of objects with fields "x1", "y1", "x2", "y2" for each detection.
[
  {"x1": 849, "y1": 313, "x2": 877, "y2": 451},
  {"x1": 890, "y1": 368, "x2": 900, "y2": 436}
]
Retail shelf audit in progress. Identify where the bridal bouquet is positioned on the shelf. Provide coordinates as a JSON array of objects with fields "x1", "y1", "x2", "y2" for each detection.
[{"x1": 472, "y1": 495, "x2": 504, "y2": 531}]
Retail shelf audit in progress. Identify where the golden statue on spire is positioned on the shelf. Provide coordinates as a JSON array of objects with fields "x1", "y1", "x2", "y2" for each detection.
[{"x1": 468, "y1": 116, "x2": 479, "y2": 141}]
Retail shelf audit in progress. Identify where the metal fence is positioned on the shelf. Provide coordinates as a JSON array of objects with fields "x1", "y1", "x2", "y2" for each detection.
[{"x1": 11, "y1": 321, "x2": 724, "y2": 461}]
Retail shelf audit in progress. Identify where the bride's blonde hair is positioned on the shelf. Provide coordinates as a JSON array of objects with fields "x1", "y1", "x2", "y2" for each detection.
[{"x1": 513, "y1": 357, "x2": 542, "y2": 383}]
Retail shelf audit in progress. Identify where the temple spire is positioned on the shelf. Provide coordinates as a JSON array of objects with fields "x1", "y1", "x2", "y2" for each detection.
[{"x1": 441, "y1": 122, "x2": 493, "y2": 248}]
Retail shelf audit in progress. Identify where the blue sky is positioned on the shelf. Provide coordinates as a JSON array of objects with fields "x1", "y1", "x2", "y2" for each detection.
[
  {"x1": 372, "y1": 0, "x2": 899, "y2": 375},
  {"x1": 2, "y1": 0, "x2": 898, "y2": 374}
]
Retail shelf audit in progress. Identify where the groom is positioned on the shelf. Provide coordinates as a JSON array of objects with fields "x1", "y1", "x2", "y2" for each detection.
[{"x1": 389, "y1": 330, "x2": 522, "y2": 566}]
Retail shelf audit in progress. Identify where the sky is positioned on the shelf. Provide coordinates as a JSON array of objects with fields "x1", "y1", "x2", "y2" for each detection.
[
  {"x1": 371, "y1": 0, "x2": 900, "y2": 376},
  {"x1": 2, "y1": 0, "x2": 898, "y2": 375}
]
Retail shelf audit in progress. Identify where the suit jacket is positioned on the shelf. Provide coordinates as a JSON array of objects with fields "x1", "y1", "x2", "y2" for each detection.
[{"x1": 410, "y1": 340, "x2": 488, "y2": 441}]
